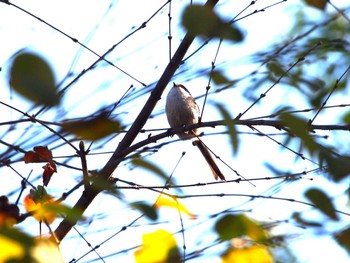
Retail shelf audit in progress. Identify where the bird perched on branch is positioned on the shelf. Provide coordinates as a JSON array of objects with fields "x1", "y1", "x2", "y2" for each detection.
[{"x1": 165, "y1": 83, "x2": 226, "y2": 181}]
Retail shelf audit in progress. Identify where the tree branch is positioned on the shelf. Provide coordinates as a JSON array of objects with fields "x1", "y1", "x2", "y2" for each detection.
[
  {"x1": 52, "y1": 0, "x2": 220, "y2": 243},
  {"x1": 111, "y1": 119, "x2": 350, "y2": 163}
]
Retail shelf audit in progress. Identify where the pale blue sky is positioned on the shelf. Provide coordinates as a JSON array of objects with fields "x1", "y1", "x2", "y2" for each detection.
[{"x1": 0, "y1": 0, "x2": 349, "y2": 262}]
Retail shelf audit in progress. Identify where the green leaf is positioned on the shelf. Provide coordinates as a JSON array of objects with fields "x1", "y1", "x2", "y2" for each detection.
[
  {"x1": 182, "y1": 5, "x2": 243, "y2": 42},
  {"x1": 131, "y1": 201, "x2": 158, "y2": 221},
  {"x1": 214, "y1": 214, "x2": 267, "y2": 242},
  {"x1": 319, "y1": 150, "x2": 350, "y2": 182},
  {"x1": 342, "y1": 110, "x2": 350, "y2": 124},
  {"x1": 304, "y1": 0, "x2": 327, "y2": 10},
  {"x1": 280, "y1": 113, "x2": 318, "y2": 155},
  {"x1": 61, "y1": 115, "x2": 122, "y2": 141},
  {"x1": 304, "y1": 188, "x2": 339, "y2": 221},
  {"x1": 9, "y1": 52, "x2": 59, "y2": 106},
  {"x1": 216, "y1": 103, "x2": 239, "y2": 156},
  {"x1": 30, "y1": 185, "x2": 50, "y2": 203},
  {"x1": 334, "y1": 227, "x2": 350, "y2": 254},
  {"x1": 211, "y1": 71, "x2": 231, "y2": 85},
  {"x1": 267, "y1": 62, "x2": 285, "y2": 78},
  {"x1": 133, "y1": 159, "x2": 172, "y2": 183},
  {"x1": 292, "y1": 212, "x2": 322, "y2": 227}
]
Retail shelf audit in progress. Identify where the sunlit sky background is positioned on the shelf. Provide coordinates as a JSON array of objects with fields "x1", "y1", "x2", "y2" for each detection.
[{"x1": 0, "y1": 0, "x2": 349, "y2": 262}]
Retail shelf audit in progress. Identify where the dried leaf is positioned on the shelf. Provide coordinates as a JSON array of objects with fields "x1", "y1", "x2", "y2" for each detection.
[
  {"x1": 24, "y1": 146, "x2": 53, "y2": 163},
  {"x1": 42, "y1": 162, "x2": 57, "y2": 186},
  {"x1": 304, "y1": 0, "x2": 327, "y2": 10},
  {"x1": 24, "y1": 147, "x2": 57, "y2": 186}
]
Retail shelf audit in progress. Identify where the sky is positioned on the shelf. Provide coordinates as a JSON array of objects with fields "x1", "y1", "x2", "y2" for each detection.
[{"x1": 0, "y1": 0, "x2": 349, "y2": 262}]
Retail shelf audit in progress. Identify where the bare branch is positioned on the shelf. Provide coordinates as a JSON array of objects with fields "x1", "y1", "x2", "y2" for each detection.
[{"x1": 52, "y1": 0, "x2": 220, "y2": 243}]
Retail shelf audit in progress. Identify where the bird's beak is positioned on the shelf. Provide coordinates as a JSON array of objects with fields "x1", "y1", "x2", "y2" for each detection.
[{"x1": 173, "y1": 82, "x2": 176, "y2": 87}]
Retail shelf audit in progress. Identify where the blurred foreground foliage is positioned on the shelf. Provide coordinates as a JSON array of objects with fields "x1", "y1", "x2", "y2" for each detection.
[{"x1": 1, "y1": 0, "x2": 350, "y2": 262}]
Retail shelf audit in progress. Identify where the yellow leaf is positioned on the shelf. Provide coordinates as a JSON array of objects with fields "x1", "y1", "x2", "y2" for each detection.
[
  {"x1": 0, "y1": 234, "x2": 25, "y2": 262},
  {"x1": 61, "y1": 115, "x2": 122, "y2": 141},
  {"x1": 24, "y1": 193, "x2": 57, "y2": 224},
  {"x1": 32, "y1": 239, "x2": 63, "y2": 263},
  {"x1": 134, "y1": 230, "x2": 180, "y2": 263},
  {"x1": 155, "y1": 196, "x2": 195, "y2": 219},
  {"x1": 222, "y1": 245, "x2": 273, "y2": 263}
]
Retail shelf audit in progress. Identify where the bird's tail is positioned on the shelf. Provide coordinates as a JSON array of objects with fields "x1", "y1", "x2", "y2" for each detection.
[{"x1": 193, "y1": 139, "x2": 226, "y2": 181}]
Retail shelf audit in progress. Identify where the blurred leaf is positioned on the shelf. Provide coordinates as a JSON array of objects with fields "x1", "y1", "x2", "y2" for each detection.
[
  {"x1": 0, "y1": 229, "x2": 62, "y2": 263},
  {"x1": 304, "y1": 188, "x2": 339, "y2": 221},
  {"x1": 134, "y1": 230, "x2": 180, "y2": 263},
  {"x1": 292, "y1": 212, "x2": 322, "y2": 227},
  {"x1": 32, "y1": 239, "x2": 63, "y2": 263},
  {"x1": 155, "y1": 196, "x2": 195, "y2": 219},
  {"x1": 334, "y1": 227, "x2": 350, "y2": 254},
  {"x1": 55, "y1": 204, "x2": 85, "y2": 225},
  {"x1": 314, "y1": 38, "x2": 350, "y2": 52},
  {"x1": 61, "y1": 115, "x2": 122, "y2": 141},
  {"x1": 0, "y1": 196, "x2": 20, "y2": 227},
  {"x1": 267, "y1": 62, "x2": 285, "y2": 78},
  {"x1": 215, "y1": 214, "x2": 268, "y2": 242},
  {"x1": 310, "y1": 90, "x2": 328, "y2": 108},
  {"x1": 9, "y1": 52, "x2": 59, "y2": 106},
  {"x1": 211, "y1": 71, "x2": 231, "y2": 85},
  {"x1": 280, "y1": 113, "x2": 318, "y2": 155},
  {"x1": 0, "y1": 227, "x2": 34, "y2": 262},
  {"x1": 182, "y1": 5, "x2": 243, "y2": 42},
  {"x1": 30, "y1": 186, "x2": 50, "y2": 203},
  {"x1": 24, "y1": 189, "x2": 57, "y2": 224},
  {"x1": 342, "y1": 110, "x2": 350, "y2": 124},
  {"x1": 87, "y1": 171, "x2": 121, "y2": 198},
  {"x1": 133, "y1": 159, "x2": 173, "y2": 184},
  {"x1": 264, "y1": 162, "x2": 287, "y2": 176},
  {"x1": 131, "y1": 201, "x2": 158, "y2": 221},
  {"x1": 274, "y1": 106, "x2": 295, "y2": 115},
  {"x1": 216, "y1": 103, "x2": 239, "y2": 156},
  {"x1": 0, "y1": 234, "x2": 25, "y2": 262},
  {"x1": 304, "y1": 0, "x2": 327, "y2": 10},
  {"x1": 319, "y1": 150, "x2": 350, "y2": 182},
  {"x1": 222, "y1": 245, "x2": 273, "y2": 263}
]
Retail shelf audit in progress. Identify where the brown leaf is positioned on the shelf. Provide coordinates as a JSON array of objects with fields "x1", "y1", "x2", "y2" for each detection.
[
  {"x1": 24, "y1": 146, "x2": 57, "y2": 186},
  {"x1": 0, "y1": 195, "x2": 20, "y2": 226},
  {"x1": 304, "y1": 0, "x2": 327, "y2": 10},
  {"x1": 24, "y1": 146, "x2": 53, "y2": 163},
  {"x1": 42, "y1": 162, "x2": 57, "y2": 186}
]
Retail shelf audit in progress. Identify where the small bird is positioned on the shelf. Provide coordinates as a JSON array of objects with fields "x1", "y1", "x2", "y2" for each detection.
[{"x1": 165, "y1": 83, "x2": 226, "y2": 181}]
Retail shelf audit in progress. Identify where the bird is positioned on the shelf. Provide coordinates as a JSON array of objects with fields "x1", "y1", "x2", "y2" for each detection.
[{"x1": 165, "y1": 83, "x2": 226, "y2": 181}]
